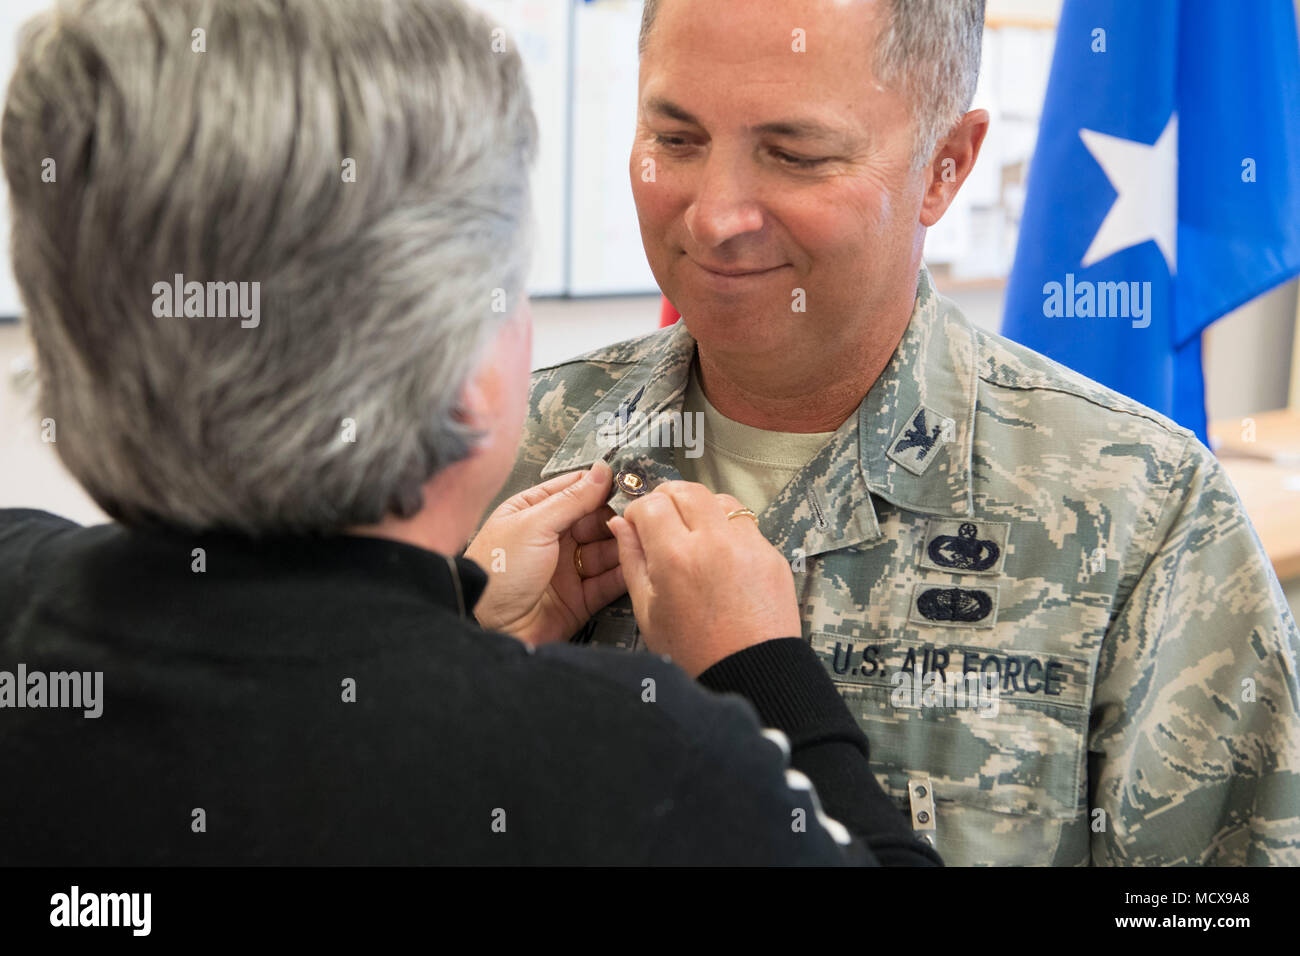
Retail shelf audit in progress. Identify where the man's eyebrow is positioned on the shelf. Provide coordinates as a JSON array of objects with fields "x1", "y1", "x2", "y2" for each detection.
[
  {"x1": 645, "y1": 97, "x2": 700, "y2": 124},
  {"x1": 752, "y1": 119, "x2": 849, "y2": 143},
  {"x1": 645, "y1": 98, "x2": 856, "y2": 147}
]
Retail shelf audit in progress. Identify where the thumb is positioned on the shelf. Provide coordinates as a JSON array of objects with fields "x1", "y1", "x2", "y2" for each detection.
[
  {"x1": 607, "y1": 515, "x2": 648, "y2": 602},
  {"x1": 527, "y1": 460, "x2": 613, "y2": 538}
]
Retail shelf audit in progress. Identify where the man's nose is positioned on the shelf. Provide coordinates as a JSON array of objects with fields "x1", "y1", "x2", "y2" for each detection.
[{"x1": 683, "y1": 154, "x2": 764, "y2": 249}]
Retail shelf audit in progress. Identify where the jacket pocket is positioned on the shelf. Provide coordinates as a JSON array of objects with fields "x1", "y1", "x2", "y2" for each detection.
[{"x1": 812, "y1": 632, "x2": 1092, "y2": 864}]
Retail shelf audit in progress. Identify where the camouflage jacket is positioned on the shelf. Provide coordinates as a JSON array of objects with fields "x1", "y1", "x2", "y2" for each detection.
[{"x1": 495, "y1": 267, "x2": 1300, "y2": 866}]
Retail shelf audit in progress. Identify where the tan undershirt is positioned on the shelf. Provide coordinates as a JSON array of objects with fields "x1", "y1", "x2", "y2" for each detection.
[{"x1": 674, "y1": 364, "x2": 837, "y2": 515}]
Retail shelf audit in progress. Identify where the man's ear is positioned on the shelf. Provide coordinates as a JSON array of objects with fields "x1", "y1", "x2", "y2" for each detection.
[
  {"x1": 919, "y1": 109, "x2": 991, "y2": 227},
  {"x1": 456, "y1": 373, "x2": 490, "y2": 432},
  {"x1": 453, "y1": 303, "x2": 533, "y2": 446}
]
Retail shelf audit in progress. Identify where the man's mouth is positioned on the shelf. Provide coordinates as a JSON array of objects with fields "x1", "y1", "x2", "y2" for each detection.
[{"x1": 689, "y1": 260, "x2": 789, "y2": 279}]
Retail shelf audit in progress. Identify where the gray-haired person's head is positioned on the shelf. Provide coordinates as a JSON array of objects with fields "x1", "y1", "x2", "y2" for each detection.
[
  {"x1": 2, "y1": 0, "x2": 537, "y2": 534},
  {"x1": 639, "y1": 0, "x2": 985, "y2": 169}
]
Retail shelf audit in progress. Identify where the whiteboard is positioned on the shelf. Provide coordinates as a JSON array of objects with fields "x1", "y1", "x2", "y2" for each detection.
[
  {"x1": 568, "y1": 0, "x2": 658, "y2": 295},
  {"x1": 466, "y1": 0, "x2": 570, "y2": 296}
]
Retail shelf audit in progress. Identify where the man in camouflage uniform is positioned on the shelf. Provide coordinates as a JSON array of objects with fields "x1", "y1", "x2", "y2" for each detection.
[
  {"x1": 499, "y1": 266, "x2": 1300, "y2": 865},
  {"x1": 494, "y1": 0, "x2": 1300, "y2": 864}
]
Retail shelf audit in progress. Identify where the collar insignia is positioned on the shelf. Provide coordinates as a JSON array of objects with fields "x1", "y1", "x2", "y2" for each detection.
[{"x1": 888, "y1": 403, "x2": 955, "y2": 476}]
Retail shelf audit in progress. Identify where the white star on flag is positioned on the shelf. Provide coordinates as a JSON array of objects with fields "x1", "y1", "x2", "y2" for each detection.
[{"x1": 1078, "y1": 113, "x2": 1178, "y2": 274}]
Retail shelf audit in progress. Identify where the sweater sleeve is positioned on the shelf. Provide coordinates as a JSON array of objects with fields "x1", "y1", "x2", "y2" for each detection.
[{"x1": 699, "y1": 637, "x2": 942, "y2": 866}]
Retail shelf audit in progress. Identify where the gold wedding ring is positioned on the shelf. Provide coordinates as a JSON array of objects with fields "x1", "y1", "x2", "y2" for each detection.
[
  {"x1": 726, "y1": 508, "x2": 759, "y2": 525},
  {"x1": 573, "y1": 545, "x2": 585, "y2": 577}
]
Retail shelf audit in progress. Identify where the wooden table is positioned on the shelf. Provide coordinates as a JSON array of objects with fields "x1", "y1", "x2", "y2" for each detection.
[{"x1": 1209, "y1": 410, "x2": 1300, "y2": 582}]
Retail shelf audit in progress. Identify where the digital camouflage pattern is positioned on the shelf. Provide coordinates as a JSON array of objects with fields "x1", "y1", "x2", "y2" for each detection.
[{"x1": 493, "y1": 266, "x2": 1300, "y2": 865}]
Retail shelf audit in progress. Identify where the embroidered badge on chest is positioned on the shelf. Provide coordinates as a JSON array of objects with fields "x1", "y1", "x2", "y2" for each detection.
[
  {"x1": 919, "y1": 518, "x2": 1010, "y2": 575},
  {"x1": 908, "y1": 583, "x2": 999, "y2": 628},
  {"x1": 887, "y1": 404, "x2": 955, "y2": 476}
]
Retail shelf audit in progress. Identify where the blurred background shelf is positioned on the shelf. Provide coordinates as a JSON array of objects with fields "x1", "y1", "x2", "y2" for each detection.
[{"x1": 1210, "y1": 410, "x2": 1300, "y2": 584}]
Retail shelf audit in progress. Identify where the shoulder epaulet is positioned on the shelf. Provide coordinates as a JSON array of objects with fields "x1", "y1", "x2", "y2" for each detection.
[{"x1": 972, "y1": 324, "x2": 1192, "y2": 442}]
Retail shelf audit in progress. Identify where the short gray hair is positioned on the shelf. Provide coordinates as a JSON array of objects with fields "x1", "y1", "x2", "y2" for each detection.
[
  {"x1": 639, "y1": 0, "x2": 984, "y2": 168},
  {"x1": 3, "y1": 0, "x2": 537, "y2": 534}
]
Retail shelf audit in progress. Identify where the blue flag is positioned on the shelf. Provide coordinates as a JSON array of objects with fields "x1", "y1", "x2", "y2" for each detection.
[{"x1": 1000, "y1": 0, "x2": 1300, "y2": 445}]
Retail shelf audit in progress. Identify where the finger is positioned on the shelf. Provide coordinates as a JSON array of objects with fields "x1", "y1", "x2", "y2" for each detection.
[
  {"x1": 496, "y1": 467, "x2": 588, "y2": 516},
  {"x1": 581, "y1": 563, "x2": 627, "y2": 614},
  {"x1": 573, "y1": 537, "x2": 620, "y2": 579},
  {"x1": 607, "y1": 516, "x2": 648, "y2": 599},
  {"x1": 622, "y1": 490, "x2": 689, "y2": 558},
  {"x1": 523, "y1": 461, "x2": 615, "y2": 538},
  {"x1": 714, "y1": 492, "x2": 746, "y2": 516},
  {"x1": 571, "y1": 504, "x2": 617, "y2": 545},
  {"x1": 651, "y1": 480, "x2": 724, "y2": 531},
  {"x1": 710, "y1": 492, "x2": 759, "y2": 532}
]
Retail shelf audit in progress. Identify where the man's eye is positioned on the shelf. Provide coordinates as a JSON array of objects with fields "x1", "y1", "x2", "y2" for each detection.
[
  {"x1": 772, "y1": 149, "x2": 829, "y2": 169},
  {"x1": 654, "y1": 133, "x2": 692, "y2": 148}
]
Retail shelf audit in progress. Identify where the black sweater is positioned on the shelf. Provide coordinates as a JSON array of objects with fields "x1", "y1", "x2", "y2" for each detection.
[{"x1": 0, "y1": 509, "x2": 939, "y2": 866}]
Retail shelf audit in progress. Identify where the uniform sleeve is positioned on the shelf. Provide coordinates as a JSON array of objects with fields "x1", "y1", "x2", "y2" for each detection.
[
  {"x1": 482, "y1": 376, "x2": 556, "y2": 522},
  {"x1": 1089, "y1": 437, "x2": 1300, "y2": 865}
]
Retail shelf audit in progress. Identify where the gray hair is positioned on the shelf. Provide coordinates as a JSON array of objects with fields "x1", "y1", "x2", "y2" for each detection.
[
  {"x1": 639, "y1": 0, "x2": 984, "y2": 168},
  {"x1": 3, "y1": 0, "x2": 537, "y2": 534}
]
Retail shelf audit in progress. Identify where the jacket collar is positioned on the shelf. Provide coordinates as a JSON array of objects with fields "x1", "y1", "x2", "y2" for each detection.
[
  {"x1": 541, "y1": 266, "x2": 978, "y2": 560},
  {"x1": 540, "y1": 319, "x2": 699, "y2": 478},
  {"x1": 93, "y1": 524, "x2": 490, "y2": 624},
  {"x1": 858, "y1": 266, "x2": 978, "y2": 521}
]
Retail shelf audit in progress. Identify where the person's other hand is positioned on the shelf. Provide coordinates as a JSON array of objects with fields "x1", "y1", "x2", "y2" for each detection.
[
  {"x1": 465, "y1": 461, "x2": 625, "y2": 646},
  {"x1": 608, "y1": 481, "x2": 802, "y2": 677}
]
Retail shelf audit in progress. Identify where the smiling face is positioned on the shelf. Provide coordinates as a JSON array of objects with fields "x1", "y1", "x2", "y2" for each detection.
[{"x1": 631, "y1": 0, "x2": 932, "y2": 371}]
